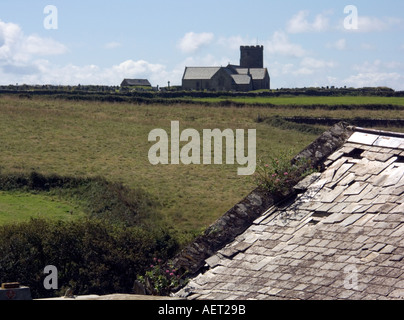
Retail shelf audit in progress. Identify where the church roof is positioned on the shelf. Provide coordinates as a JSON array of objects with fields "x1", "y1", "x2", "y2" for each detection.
[{"x1": 182, "y1": 67, "x2": 221, "y2": 80}]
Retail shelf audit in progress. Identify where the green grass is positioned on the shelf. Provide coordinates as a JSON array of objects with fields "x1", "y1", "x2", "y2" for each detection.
[
  {"x1": 0, "y1": 94, "x2": 402, "y2": 243},
  {"x1": 0, "y1": 191, "x2": 85, "y2": 225},
  {"x1": 188, "y1": 95, "x2": 404, "y2": 106}
]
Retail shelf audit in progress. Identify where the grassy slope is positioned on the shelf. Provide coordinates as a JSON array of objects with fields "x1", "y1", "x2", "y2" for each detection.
[
  {"x1": 189, "y1": 96, "x2": 404, "y2": 107},
  {"x1": 0, "y1": 191, "x2": 84, "y2": 225},
  {"x1": 0, "y1": 95, "x2": 402, "y2": 242}
]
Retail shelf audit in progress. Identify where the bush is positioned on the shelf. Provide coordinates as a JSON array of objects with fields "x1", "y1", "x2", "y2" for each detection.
[{"x1": 0, "y1": 218, "x2": 179, "y2": 298}]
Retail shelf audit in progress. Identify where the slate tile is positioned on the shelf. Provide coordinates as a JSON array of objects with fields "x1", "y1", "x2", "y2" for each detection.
[
  {"x1": 321, "y1": 186, "x2": 348, "y2": 203},
  {"x1": 388, "y1": 289, "x2": 404, "y2": 299},
  {"x1": 380, "y1": 245, "x2": 397, "y2": 254},
  {"x1": 371, "y1": 243, "x2": 387, "y2": 252},
  {"x1": 340, "y1": 213, "x2": 366, "y2": 227},
  {"x1": 390, "y1": 203, "x2": 404, "y2": 214},
  {"x1": 337, "y1": 290, "x2": 355, "y2": 299},
  {"x1": 374, "y1": 136, "x2": 404, "y2": 149},
  {"x1": 343, "y1": 182, "x2": 369, "y2": 196},
  {"x1": 348, "y1": 132, "x2": 379, "y2": 145}
]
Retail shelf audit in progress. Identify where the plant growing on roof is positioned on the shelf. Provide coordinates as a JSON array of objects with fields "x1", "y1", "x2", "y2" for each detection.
[
  {"x1": 137, "y1": 258, "x2": 188, "y2": 296},
  {"x1": 254, "y1": 150, "x2": 317, "y2": 196}
]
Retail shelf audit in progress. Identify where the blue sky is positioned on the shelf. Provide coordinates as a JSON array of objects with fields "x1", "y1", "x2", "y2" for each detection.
[{"x1": 0, "y1": 0, "x2": 403, "y2": 89}]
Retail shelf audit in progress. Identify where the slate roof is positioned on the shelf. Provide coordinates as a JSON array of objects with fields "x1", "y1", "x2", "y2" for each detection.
[
  {"x1": 182, "y1": 67, "x2": 221, "y2": 80},
  {"x1": 231, "y1": 74, "x2": 252, "y2": 85},
  {"x1": 231, "y1": 67, "x2": 268, "y2": 80},
  {"x1": 176, "y1": 126, "x2": 404, "y2": 300},
  {"x1": 121, "y1": 79, "x2": 151, "y2": 87}
]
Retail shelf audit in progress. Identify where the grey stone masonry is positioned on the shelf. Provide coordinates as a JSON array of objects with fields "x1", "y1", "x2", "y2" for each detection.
[{"x1": 175, "y1": 125, "x2": 404, "y2": 300}]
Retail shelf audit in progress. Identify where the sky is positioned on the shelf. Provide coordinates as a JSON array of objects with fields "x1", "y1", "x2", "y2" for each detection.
[{"x1": 0, "y1": 0, "x2": 403, "y2": 89}]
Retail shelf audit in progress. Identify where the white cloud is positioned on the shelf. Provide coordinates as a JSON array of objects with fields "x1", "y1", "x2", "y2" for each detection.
[
  {"x1": 0, "y1": 20, "x2": 178, "y2": 87},
  {"x1": 353, "y1": 60, "x2": 404, "y2": 74},
  {"x1": 340, "y1": 16, "x2": 403, "y2": 33},
  {"x1": 181, "y1": 54, "x2": 230, "y2": 67},
  {"x1": 178, "y1": 32, "x2": 214, "y2": 54},
  {"x1": 290, "y1": 57, "x2": 336, "y2": 76},
  {"x1": 287, "y1": 10, "x2": 330, "y2": 33},
  {"x1": 327, "y1": 38, "x2": 346, "y2": 51},
  {"x1": 344, "y1": 72, "x2": 404, "y2": 90},
  {"x1": 217, "y1": 35, "x2": 252, "y2": 50},
  {"x1": 104, "y1": 41, "x2": 122, "y2": 49},
  {"x1": 301, "y1": 57, "x2": 335, "y2": 69},
  {"x1": 360, "y1": 43, "x2": 376, "y2": 51},
  {"x1": 0, "y1": 19, "x2": 67, "y2": 65},
  {"x1": 0, "y1": 57, "x2": 183, "y2": 87},
  {"x1": 269, "y1": 57, "x2": 335, "y2": 79},
  {"x1": 265, "y1": 31, "x2": 307, "y2": 58}
]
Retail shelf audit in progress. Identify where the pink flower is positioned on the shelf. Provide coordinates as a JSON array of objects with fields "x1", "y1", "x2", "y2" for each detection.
[
  {"x1": 264, "y1": 164, "x2": 269, "y2": 168},
  {"x1": 150, "y1": 264, "x2": 154, "y2": 268},
  {"x1": 284, "y1": 172, "x2": 288, "y2": 176},
  {"x1": 169, "y1": 273, "x2": 174, "y2": 276},
  {"x1": 166, "y1": 269, "x2": 170, "y2": 273}
]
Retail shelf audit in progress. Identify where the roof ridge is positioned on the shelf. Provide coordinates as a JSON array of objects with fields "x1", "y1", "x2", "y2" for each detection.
[{"x1": 354, "y1": 126, "x2": 404, "y2": 139}]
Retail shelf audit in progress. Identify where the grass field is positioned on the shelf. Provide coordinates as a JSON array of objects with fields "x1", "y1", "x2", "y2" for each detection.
[
  {"x1": 0, "y1": 94, "x2": 403, "y2": 243},
  {"x1": 0, "y1": 191, "x2": 84, "y2": 225},
  {"x1": 187, "y1": 95, "x2": 404, "y2": 107}
]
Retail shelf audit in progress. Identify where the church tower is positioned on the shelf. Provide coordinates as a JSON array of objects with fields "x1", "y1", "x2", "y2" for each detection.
[{"x1": 240, "y1": 45, "x2": 264, "y2": 68}]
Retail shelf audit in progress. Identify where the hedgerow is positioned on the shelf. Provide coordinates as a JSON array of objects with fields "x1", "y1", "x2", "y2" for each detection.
[{"x1": 0, "y1": 218, "x2": 178, "y2": 298}]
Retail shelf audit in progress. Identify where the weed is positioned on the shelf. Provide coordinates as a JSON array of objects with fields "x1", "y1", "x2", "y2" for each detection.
[{"x1": 254, "y1": 151, "x2": 317, "y2": 196}]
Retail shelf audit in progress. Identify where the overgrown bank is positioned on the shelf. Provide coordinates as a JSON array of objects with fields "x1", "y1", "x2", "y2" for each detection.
[{"x1": 0, "y1": 171, "x2": 179, "y2": 298}]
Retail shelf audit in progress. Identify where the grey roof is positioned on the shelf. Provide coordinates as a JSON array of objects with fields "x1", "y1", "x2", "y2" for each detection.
[
  {"x1": 183, "y1": 67, "x2": 221, "y2": 80},
  {"x1": 249, "y1": 68, "x2": 268, "y2": 80},
  {"x1": 121, "y1": 79, "x2": 151, "y2": 86},
  {"x1": 176, "y1": 126, "x2": 404, "y2": 300},
  {"x1": 232, "y1": 67, "x2": 268, "y2": 80},
  {"x1": 231, "y1": 74, "x2": 252, "y2": 85}
]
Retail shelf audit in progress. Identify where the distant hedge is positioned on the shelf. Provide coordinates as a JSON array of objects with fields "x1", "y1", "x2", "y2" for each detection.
[{"x1": 0, "y1": 218, "x2": 178, "y2": 298}]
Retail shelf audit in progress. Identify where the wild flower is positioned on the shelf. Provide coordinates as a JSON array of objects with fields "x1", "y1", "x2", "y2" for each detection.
[{"x1": 137, "y1": 258, "x2": 187, "y2": 296}]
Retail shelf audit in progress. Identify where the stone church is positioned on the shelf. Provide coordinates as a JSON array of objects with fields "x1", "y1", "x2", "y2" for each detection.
[{"x1": 182, "y1": 45, "x2": 270, "y2": 92}]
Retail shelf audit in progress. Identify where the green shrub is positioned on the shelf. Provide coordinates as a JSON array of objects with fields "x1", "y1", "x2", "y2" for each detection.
[{"x1": 0, "y1": 218, "x2": 179, "y2": 298}]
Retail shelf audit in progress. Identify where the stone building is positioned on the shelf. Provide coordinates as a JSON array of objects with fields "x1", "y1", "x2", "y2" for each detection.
[
  {"x1": 182, "y1": 46, "x2": 270, "y2": 92},
  {"x1": 120, "y1": 79, "x2": 152, "y2": 88},
  {"x1": 174, "y1": 123, "x2": 404, "y2": 300}
]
